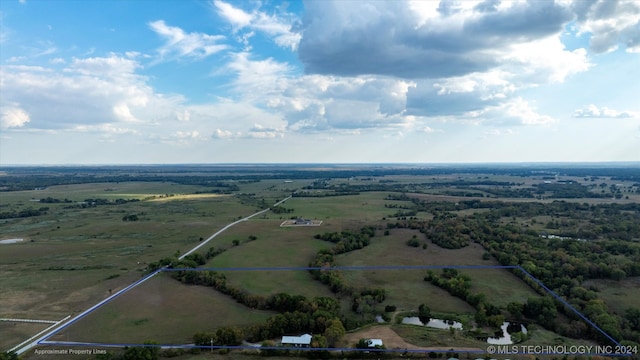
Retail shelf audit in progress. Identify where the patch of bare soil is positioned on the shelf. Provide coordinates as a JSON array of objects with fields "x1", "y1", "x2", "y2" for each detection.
[{"x1": 341, "y1": 325, "x2": 482, "y2": 352}]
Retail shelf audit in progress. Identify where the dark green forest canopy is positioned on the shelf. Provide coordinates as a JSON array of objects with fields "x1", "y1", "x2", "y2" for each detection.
[{"x1": 2, "y1": 163, "x2": 639, "y2": 191}]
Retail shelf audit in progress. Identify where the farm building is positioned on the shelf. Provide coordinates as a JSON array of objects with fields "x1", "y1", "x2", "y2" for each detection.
[
  {"x1": 281, "y1": 333, "x2": 312, "y2": 347},
  {"x1": 366, "y1": 339, "x2": 383, "y2": 348},
  {"x1": 294, "y1": 218, "x2": 313, "y2": 225}
]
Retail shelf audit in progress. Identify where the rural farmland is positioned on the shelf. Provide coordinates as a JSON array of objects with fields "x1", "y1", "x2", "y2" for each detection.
[{"x1": 1, "y1": 164, "x2": 639, "y2": 360}]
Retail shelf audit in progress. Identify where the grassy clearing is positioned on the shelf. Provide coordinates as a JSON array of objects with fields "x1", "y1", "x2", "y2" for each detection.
[
  {"x1": 52, "y1": 273, "x2": 274, "y2": 344},
  {"x1": 334, "y1": 228, "x2": 540, "y2": 313},
  {"x1": 203, "y1": 219, "x2": 336, "y2": 298},
  {"x1": 283, "y1": 192, "x2": 393, "y2": 224},
  {"x1": 463, "y1": 268, "x2": 541, "y2": 307},
  {"x1": 583, "y1": 277, "x2": 640, "y2": 314},
  {"x1": 391, "y1": 323, "x2": 488, "y2": 348}
]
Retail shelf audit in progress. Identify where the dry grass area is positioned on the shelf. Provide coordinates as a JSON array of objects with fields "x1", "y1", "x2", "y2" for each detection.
[{"x1": 0, "y1": 321, "x2": 49, "y2": 351}]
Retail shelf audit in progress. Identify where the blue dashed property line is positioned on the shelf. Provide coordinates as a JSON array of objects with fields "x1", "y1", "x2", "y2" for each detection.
[
  {"x1": 165, "y1": 265, "x2": 518, "y2": 272},
  {"x1": 35, "y1": 342, "x2": 633, "y2": 356},
  {"x1": 38, "y1": 269, "x2": 162, "y2": 344},
  {"x1": 39, "y1": 341, "x2": 484, "y2": 354},
  {"x1": 514, "y1": 265, "x2": 624, "y2": 348},
  {"x1": 38, "y1": 265, "x2": 626, "y2": 356}
]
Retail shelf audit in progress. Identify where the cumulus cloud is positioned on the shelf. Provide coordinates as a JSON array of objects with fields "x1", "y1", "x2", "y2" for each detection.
[
  {"x1": 213, "y1": 0, "x2": 301, "y2": 50},
  {"x1": 475, "y1": 98, "x2": 555, "y2": 126},
  {"x1": 212, "y1": 128, "x2": 234, "y2": 139},
  {"x1": 572, "y1": 0, "x2": 640, "y2": 53},
  {"x1": 298, "y1": 1, "x2": 573, "y2": 78},
  {"x1": 574, "y1": 104, "x2": 638, "y2": 118},
  {"x1": 149, "y1": 20, "x2": 227, "y2": 60},
  {"x1": 0, "y1": 105, "x2": 30, "y2": 129},
  {"x1": 246, "y1": 124, "x2": 285, "y2": 139},
  {"x1": 0, "y1": 56, "x2": 169, "y2": 130}
]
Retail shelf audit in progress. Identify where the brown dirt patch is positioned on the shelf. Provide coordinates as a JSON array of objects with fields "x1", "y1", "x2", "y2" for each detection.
[{"x1": 341, "y1": 325, "x2": 482, "y2": 352}]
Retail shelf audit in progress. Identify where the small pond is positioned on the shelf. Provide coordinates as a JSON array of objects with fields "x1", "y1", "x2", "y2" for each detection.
[
  {"x1": 487, "y1": 322, "x2": 528, "y2": 345},
  {"x1": 401, "y1": 316, "x2": 463, "y2": 330}
]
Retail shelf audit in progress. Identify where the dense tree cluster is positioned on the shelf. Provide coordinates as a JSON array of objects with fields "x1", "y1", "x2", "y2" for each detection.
[
  {"x1": 0, "y1": 207, "x2": 48, "y2": 219},
  {"x1": 424, "y1": 269, "x2": 502, "y2": 328},
  {"x1": 271, "y1": 205, "x2": 294, "y2": 214}
]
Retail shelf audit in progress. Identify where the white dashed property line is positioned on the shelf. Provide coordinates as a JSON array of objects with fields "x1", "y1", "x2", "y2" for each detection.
[
  {"x1": 1, "y1": 318, "x2": 58, "y2": 324},
  {"x1": 9, "y1": 315, "x2": 71, "y2": 354},
  {"x1": 13, "y1": 195, "x2": 292, "y2": 356}
]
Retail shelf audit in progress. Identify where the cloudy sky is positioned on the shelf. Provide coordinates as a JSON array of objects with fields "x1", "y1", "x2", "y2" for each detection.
[{"x1": 1, "y1": 0, "x2": 639, "y2": 164}]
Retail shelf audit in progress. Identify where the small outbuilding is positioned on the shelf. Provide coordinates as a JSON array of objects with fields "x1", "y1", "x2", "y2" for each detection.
[
  {"x1": 366, "y1": 339, "x2": 383, "y2": 348},
  {"x1": 281, "y1": 333, "x2": 312, "y2": 348}
]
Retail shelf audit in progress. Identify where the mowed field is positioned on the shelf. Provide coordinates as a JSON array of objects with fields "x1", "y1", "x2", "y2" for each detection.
[
  {"x1": 51, "y1": 273, "x2": 275, "y2": 344},
  {"x1": 203, "y1": 219, "x2": 336, "y2": 298}
]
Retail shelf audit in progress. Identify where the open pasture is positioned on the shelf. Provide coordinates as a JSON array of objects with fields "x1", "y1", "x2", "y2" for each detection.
[
  {"x1": 50, "y1": 273, "x2": 274, "y2": 344},
  {"x1": 0, "y1": 181, "x2": 207, "y2": 205},
  {"x1": 283, "y1": 192, "x2": 396, "y2": 225},
  {"x1": 1, "y1": 182, "x2": 267, "y2": 350},
  {"x1": 583, "y1": 277, "x2": 640, "y2": 315},
  {"x1": 335, "y1": 228, "x2": 540, "y2": 313},
  {"x1": 0, "y1": 321, "x2": 49, "y2": 352},
  {"x1": 203, "y1": 219, "x2": 336, "y2": 299}
]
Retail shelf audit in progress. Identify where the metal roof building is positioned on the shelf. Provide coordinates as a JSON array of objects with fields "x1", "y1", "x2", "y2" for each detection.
[{"x1": 281, "y1": 333, "x2": 312, "y2": 347}]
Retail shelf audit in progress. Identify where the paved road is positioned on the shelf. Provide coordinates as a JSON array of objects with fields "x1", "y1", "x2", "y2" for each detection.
[{"x1": 14, "y1": 196, "x2": 292, "y2": 355}]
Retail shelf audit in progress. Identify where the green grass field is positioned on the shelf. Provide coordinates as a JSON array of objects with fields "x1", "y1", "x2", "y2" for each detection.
[
  {"x1": 334, "y1": 228, "x2": 540, "y2": 313},
  {"x1": 583, "y1": 277, "x2": 640, "y2": 315},
  {"x1": 51, "y1": 273, "x2": 275, "y2": 344},
  {"x1": 0, "y1": 182, "x2": 276, "y2": 349},
  {"x1": 202, "y1": 219, "x2": 336, "y2": 298}
]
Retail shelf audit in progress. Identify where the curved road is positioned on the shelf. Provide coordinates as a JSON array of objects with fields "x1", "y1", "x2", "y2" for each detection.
[{"x1": 15, "y1": 196, "x2": 292, "y2": 355}]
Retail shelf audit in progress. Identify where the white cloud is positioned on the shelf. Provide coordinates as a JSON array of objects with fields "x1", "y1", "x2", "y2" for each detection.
[
  {"x1": 213, "y1": 0, "x2": 301, "y2": 50},
  {"x1": 246, "y1": 124, "x2": 285, "y2": 139},
  {"x1": 573, "y1": 0, "x2": 640, "y2": 53},
  {"x1": 213, "y1": 0, "x2": 252, "y2": 28},
  {"x1": 504, "y1": 36, "x2": 591, "y2": 84},
  {"x1": 176, "y1": 110, "x2": 191, "y2": 122},
  {"x1": 469, "y1": 98, "x2": 555, "y2": 126},
  {"x1": 484, "y1": 129, "x2": 514, "y2": 137},
  {"x1": 225, "y1": 52, "x2": 292, "y2": 99},
  {"x1": 0, "y1": 105, "x2": 30, "y2": 129},
  {"x1": 149, "y1": 20, "x2": 227, "y2": 60},
  {"x1": 7, "y1": 56, "x2": 26, "y2": 63},
  {"x1": 574, "y1": 104, "x2": 638, "y2": 118},
  {"x1": 212, "y1": 129, "x2": 234, "y2": 139},
  {"x1": 1, "y1": 56, "x2": 165, "y2": 130}
]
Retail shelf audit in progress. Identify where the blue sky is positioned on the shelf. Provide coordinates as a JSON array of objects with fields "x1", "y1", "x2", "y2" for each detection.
[{"x1": 1, "y1": 0, "x2": 639, "y2": 164}]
